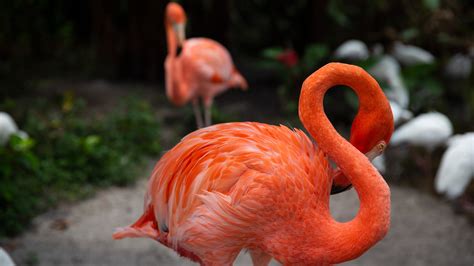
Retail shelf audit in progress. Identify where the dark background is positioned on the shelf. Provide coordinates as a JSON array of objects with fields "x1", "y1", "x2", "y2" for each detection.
[{"x1": 0, "y1": 0, "x2": 472, "y2": 87}]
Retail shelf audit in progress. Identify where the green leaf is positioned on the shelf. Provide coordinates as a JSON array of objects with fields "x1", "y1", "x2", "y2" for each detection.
[
  {"x1": 401, "y1": 28, "x2": 419, "y2": 41},
  {"x1": 9, "y1": 135, "x2": 35, "y2": 152},
  {"x1": 302, "y1": 43, "x2": 329, "y2": 70},
  {"x1": 261, "y1": 47, "x2": 284, "y2": 59},
  {"x1": 82, "y1": 135, "x2": 101, "y2": 153},
  {"x1": 327, "y1": 0, "x2": 349, "y2": 26}
]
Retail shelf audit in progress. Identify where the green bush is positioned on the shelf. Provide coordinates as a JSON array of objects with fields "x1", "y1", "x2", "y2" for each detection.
[
  {"x1": 0, "y1": 96, "x2": 161, "y2": 237},
  {"x1": 0, "y1": 135, "x2": 44, "y2": 235},
  {"x1": 261, "y1": 43, "x2": 329, "y2": 114}
]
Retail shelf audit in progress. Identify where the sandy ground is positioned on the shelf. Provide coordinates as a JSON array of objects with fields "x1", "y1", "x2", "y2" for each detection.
[{"x1": 5, "y1": 176, "x2": 474, "y2": 266}]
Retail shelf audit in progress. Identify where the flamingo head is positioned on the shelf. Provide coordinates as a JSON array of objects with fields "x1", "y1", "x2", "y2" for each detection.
[
  {"x1": 349, "y1": 106, "x2": 394, "y2": 158},
  {"x1": 166, "y1": 2, "x2": 187, "y2": 46},
  {"x1": 331, "y1": 98, "x2": 394, "y2": 194}
]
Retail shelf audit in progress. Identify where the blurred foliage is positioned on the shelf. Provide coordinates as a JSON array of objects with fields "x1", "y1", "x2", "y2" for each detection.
[
  {"x1": 231, "y1": 0, "x2": 473, "y2": 56},
  {"x1": 0, "y1": 96, "x2": 161, "y2": 237},
  {"x1": 0, "y1": 1, "x2": 96, "y2": 96},
  {"x1": 0, "y1": 0, "x2": 471, "y2": 93},
  {"x1": 401, "y1": 63, "x2": 444, "y2": 111},
  {"x1": 262, "y1": 43, "x2": 330, "y2": 114}
]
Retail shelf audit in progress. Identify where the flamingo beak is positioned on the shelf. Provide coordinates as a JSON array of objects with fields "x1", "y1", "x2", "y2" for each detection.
[
  {"x1": 331, "y1": 184, "x2": 352, "y2": 194},
  {"x1": 331, "y1": 141, "x2": 387, "y2": 195},
  {"x1": 173, "y1": 23, "x2": 186, "y2": 47},
  {"x1": 330, "y1": 169, "x2": 353, "y2": 195},
  {"x1": 365, "y1": 141, "x2": 387, "y2": 161}
]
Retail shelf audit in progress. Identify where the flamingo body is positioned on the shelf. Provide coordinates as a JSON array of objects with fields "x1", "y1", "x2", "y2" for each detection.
[
  {"x1": 114, "y1": 63, "x2": 394, "y2": 265},
  {"x1": 115, "y1": 122, "x2": 330, "y2": 264},
  {"x1": 168, "y1": 37, "x2": 247, "y2": 106},
  {"x1": 435, "y1": 133, "x2": 474, "y2": 199}
]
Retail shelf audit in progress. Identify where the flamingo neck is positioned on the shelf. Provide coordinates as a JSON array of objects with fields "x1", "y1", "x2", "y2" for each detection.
[
  {"x1": 166, "y1": 24, "x2": 178, "y2": 57},
  {"x1": 298, "y1": 63, "x2": 391, "y2": 263},
  {"x1": 164, "y1": 24, "x2": 190, "y2": 105}
]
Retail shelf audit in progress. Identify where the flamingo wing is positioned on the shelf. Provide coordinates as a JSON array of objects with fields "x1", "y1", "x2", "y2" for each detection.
[
  {"x1": 181, "y1": 38, "x2": 233, "y2": 85},
  {"x1": 114, "y1": 123, "x2": 322, "y2": 246},
  {"x1": 151, "y1": 122, "x2": 316, "y2": 231}
]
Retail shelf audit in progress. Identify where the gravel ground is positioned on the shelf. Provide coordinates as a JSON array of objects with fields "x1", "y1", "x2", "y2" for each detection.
[{"x1": 5, "y1": 176, "x2": 473, "y2": 266}]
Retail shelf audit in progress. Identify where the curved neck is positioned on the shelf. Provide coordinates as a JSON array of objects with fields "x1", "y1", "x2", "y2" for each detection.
[
  {"x1": 299, "y1": 63, "x2": 391, "y2": 263},
  {"x1": 166, "y1": 24, "x2": 178, "y2": 56},
  {"x1": 165, "y1": 56, "x2": 191, "y2": 106},
  {"x1": 164, "y1": 25, "x2": 190, "y2": 105}
]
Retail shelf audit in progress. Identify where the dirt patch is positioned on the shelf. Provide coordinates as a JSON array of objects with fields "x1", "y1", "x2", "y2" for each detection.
[{"x1": 4, "y1": 178, "x2": 473, "y2": 266}]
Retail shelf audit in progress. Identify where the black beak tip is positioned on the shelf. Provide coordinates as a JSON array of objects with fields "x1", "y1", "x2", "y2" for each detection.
[{"x1": 331, "y1": 184, "x2": 353, "y2": 195}]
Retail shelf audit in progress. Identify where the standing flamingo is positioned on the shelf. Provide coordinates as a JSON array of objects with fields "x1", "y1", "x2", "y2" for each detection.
[
  {"x1": 113, "y1": 63, "x2": 394, "y2": 265},
  {"x1": 164, "y1": 3, "x2": 248, "y2": 128}
]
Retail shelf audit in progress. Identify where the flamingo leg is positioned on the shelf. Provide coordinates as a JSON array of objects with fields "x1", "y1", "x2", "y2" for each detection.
[
  {"x1": 204, "y1": 98, "x2": 213, "y2": 127},
  {"x1": 249, "y1": 249, "x2": 272, "y2": 266},
  {"x1": 192, "y1": 98, "x2": 204, "y2": 128}
]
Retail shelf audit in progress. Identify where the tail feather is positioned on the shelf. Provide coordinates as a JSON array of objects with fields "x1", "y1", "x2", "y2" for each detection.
[
  {"x1": 230, "y1": 68, "x2": 248, "y2": 90},
  {"x1": 112, "y1": 204, "x2": 160, "y2": 240}
]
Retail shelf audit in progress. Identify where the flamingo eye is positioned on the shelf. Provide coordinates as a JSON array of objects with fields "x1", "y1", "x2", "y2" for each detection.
[
  {"x1": 160, "y1": 224, "x2": 169, "y2": 233},
  {"x1": 377, "y1": 141, "x2": 387, "y2": 154}
]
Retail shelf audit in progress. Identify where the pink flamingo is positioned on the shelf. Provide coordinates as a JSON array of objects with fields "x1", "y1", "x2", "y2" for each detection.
[
  {"x1": 113, "y1": 63, "x2": 394, "y2": 265},
  {"x1": 165, "y1": 3, "x2": 248, "y2": 128}
]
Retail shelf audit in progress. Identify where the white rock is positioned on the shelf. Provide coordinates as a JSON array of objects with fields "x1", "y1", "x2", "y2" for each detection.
[
  {"x1": 392, "y1": 42, "x2": 435, "y2": 65},
  {"x1": 444, "y1": 53, "x2": 471, "y2": 79},
  {"x1": 390, "y1": 112, "x2": 453, "y2": 151},
  {"x1": 390, "y1": 101, "x2": 413, "y2": 125},
  {"x1": 387, "y1": 73, "x2": 409, "y2": 109},
  {"x1": 0, "y1": 248, "x2": 15, "y2": 266},
  {"x1": 435, "y1": 133, "x2": 474, "y2": 199},
  {"x1": 372, "y1": 154, "x2": 386, "y2": 174},
  {"x1": 372, "y1": 43, "x2": 384, "y2": 57},
  {"x1": 334, "y1": 40, "x2": 369, "y2": 61},
  {"x1": 0, "y1": 112, "x2": 20, "y2": 145},
  {"x1": 370, "y1": 55, "x2": 409, "y2": 108},
  {"x1": 370, "y1": 55, "x2": 401, "y2": 80}
]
